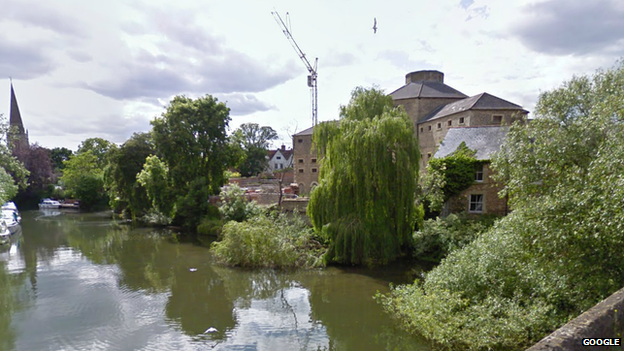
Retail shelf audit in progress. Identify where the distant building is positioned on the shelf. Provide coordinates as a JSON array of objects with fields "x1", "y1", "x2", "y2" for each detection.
[
  {"x1": 8, "y1": 82, "x2": 29, "y2": 154},
  {"x1": 292, "y1": 126, "x2": 319, "y2": 195},
  {"x1": 266, "y1": 144, "x2": 293, "y2": 172}
]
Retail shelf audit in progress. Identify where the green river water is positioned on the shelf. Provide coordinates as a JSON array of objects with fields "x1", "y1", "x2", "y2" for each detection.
[{"x1": 0, "y1": 210, "x2": 432, "y2": 351}]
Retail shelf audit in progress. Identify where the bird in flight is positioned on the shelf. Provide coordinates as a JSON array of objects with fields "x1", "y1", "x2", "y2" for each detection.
[{"x1": 372, "y1": 18, "x2": 377, "y2": 34}]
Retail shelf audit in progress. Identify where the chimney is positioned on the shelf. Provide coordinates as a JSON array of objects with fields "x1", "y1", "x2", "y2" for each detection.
[
  {"x1": 281, "y1": 144, "x2": 285, "y2": 151},
  {"x1": 405, "y1": 70, "x2": 444, "y2": 85}
]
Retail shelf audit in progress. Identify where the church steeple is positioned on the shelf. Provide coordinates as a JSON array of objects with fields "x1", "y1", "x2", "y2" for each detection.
[{"x1": 8, "y1": 80, "x2": 29, "y2": 153}]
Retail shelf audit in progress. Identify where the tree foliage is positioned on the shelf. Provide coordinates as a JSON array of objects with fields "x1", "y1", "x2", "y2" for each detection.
[
  {"x1": 0, "y1": 114, "x2": 29, "y2": 200},
  {"x1": 15, "y1": 143, "x2": 54, "y2": 192},
  {"x1": 137, "y1": 155, "x2": 175, "y2": 221},
  {"x1": 379, "y1": 60, "x2": 624, "y2": 350},
  {"x1": 61, "y1": 150, "x2": 106, "y2": 209},
  {"x1": 308, "y1": 87, "x2": 420, "y2": 266},
  {"x1": 231, "y1": 123, "x2": 277, "y2": 177},
  {"x1": 104, "y1": 132, "x2": 154, "y2": 218},
  {"x1": 50, "y1": 147, "x2": 73, "y2": 171},
  {"x1": 77, "y1": 137, "x2": 114, "y2": 168},
  {"x1": 151, "y1": 95, "x2": 231, "y2": 196}
]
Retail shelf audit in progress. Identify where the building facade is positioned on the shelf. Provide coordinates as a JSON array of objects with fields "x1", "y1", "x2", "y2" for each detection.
[
  {"x1": 266, "y1": 145, "x2": 293, "y2": 172},
  {"x1": 292, "y1": 126, "x2": 319, "y2": 195}
]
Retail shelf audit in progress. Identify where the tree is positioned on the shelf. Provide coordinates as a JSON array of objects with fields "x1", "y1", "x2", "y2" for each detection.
[
  {"x1": 150, "y1": 95, "x2": 231, "y2": 226},
  {"x1": 0, "y1": 114, "x2": 29, "y2": 198},
  {"x1": 77, "y1": 137, "x2": 114, "y2": 168},
  {"x1": 61, "y1": 151, "x2": 106, "y2": 209},
  {"x1": 17, "y1": 143, "x2": 54, "y2": 192},
  {"x1": 136, "y1": 155, "x2": 175, "y2": 220},
  {"x1": 50, "y1": 147, "x2": 73, "y2": 171},
  {"x1": 232, "y1": 123, "x2": 277, "y2": 177},
  {"x1": 308, "y1": 87, "x2": 420, "y2": 266},
  {"x1": 104, "y1": 132, "x2": 154, "y2": 218}
]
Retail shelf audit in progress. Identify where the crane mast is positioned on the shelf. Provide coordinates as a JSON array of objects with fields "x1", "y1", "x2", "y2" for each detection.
[{"x1": 271, "y1": 11, "x2": 318, "y2": 126}]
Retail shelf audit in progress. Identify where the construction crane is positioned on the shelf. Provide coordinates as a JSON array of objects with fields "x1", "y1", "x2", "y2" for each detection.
[{"x1": 271, "y1": 11, "x2": 318, "y2": 126}]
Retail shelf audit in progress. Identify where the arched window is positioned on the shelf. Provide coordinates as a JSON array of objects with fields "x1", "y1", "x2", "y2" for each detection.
[
  {"x1": 298, "y1": 183, "x2": 305, "y2": 195},
  {"x1": 310, "y1": 182, "x2": 318, "y2": 192}
]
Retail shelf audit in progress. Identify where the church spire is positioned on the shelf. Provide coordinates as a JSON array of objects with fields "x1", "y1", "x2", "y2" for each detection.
[{"x1": 8, "y1": 81, "x2": 29, "y2": 153}]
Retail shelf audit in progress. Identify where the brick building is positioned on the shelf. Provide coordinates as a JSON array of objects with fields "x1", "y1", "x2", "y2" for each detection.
[{"x1": 292, "y1": 126, "x2": 319, "y2": 195}]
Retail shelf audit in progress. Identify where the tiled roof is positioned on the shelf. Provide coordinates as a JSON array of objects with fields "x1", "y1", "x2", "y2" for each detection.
[
  {"x1": 389, "y1": 81, "x2": 467, "y2": 100},
  {"x1": 420, "y1": 92, "x2": 526, "y2": 122},
  {"x1": 434, "y1": 126, "x2": 509, "y2": 161}
]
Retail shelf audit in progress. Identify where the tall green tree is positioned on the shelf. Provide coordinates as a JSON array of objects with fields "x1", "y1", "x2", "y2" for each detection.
[
  {"x1": 150, "y1": 95, "x2": 231, "y2": 226},
  {"x1": 231, "y1": 123, "x2": 277, "y2": 177},
  {"x1": 136, "y1": 155, "x2": 175, "y2": 220},
  {"x1": 50, "y1": 147, "x2": 73, "y2": 171},
  {"x1": 0, "y1": 114, "x2": 29, "y2": 202},
  {"x1": 308, "y1": 87, "x2": 420, "y2": 266},
  {"x1": 104, "y1": 132, "x2": 154, "y2": 218},
  {"x1": 61, "y1": 151, "x2": 106, "y2": 209},
  {"x1": 77, "y1": 137, "x2": 114, "y2": 168}
]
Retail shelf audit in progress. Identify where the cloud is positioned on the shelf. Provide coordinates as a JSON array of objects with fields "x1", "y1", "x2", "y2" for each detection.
[
  {"x1": 377, "y1": 49, "x2": 434, "y2": 71},
  {"x1": 216, "y1": 93, "x2": 274, "y2": 116},
  {"x1": 3, "y1": 1, "x2": 88, "y2": 39},
  {"x1": 323, "y1": 52, "x2": 357, "y2": 68},
  {"x1": 459, "y1": 0, "x2": 475, "y2": 9},
  {"x1": 511, "y1": 0, "x2": 624, "y2": 55},
  {"x1": 0, "y1": 37, "x2": 57, "y2": 79}
]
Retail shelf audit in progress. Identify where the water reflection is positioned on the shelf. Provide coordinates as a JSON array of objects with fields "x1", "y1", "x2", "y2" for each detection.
[{"x1": 0, "y1": 211, "x2": 431, "y2": 350}]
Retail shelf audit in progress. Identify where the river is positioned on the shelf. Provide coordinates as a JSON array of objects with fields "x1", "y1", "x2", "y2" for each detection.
[{"x1": 0, "y1": 210, "x2": 432, "y2": 351}]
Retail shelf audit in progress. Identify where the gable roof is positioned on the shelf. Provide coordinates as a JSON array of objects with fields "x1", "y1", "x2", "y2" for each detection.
[
  {"x1": 389, "y1": 81, "x2": 467, "y2": 100},
  {"x1": 434, "y1": 125, "x2": 509, "y2": 161},
  {"x1": 269, "y1": 148, "x2": 293, "y2": 161},
  {"x1": 420, "y1": 92, "x2": 527, "y2": 122}
]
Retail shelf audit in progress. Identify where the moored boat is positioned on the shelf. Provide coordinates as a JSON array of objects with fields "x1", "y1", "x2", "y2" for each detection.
[{"x1": 39, "y1": 198, "x2": 61, "y2": 209}]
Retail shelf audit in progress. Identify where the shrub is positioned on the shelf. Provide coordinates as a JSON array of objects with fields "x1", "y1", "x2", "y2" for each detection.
[
  {"x1": 412, "y1": 213, "x2": 498, "y2": 262},
  {"x1": 197, "y1": 218, "x2": 224, "y2": 237},
  {"x1": 218, "y1": 184, "x2": 262, "y2": 222},
  {"x1": 210, "y1": 213, "x2": 325, "y2": 269}
]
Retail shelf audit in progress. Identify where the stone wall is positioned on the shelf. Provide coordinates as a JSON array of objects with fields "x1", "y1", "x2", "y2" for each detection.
[
  {"x1": 527, "y1": 287, "x2": 624, "y2": 351},
  {"x1": 446, "y1": 163, "x2": 508, "y2": 216}
]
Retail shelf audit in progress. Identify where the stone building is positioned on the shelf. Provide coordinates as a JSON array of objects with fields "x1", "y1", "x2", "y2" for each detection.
[
  {"x1": 390, "y1": 70, "x2": 527, "y2": 215},
  {"x1": 292, "y1": 126, "x2": 319, "y2": 195},
  {"x1": 292, "y1": 69, "x2": 528, "y2": 214}
]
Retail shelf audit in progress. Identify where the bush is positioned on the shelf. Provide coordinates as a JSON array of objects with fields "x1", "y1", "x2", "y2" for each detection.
[
  {"x1": 412, "y1": 213, "x2": 498, "y2": 262},
  {"x1": 211, "y1": 213, "x2": 325, "y2": 269},
  {"x1": 218, "y1": 184, "x2": 262, "y2": 222},
  {"x1": 197, "y1": 218, "x2": 224, "y2": 237}
]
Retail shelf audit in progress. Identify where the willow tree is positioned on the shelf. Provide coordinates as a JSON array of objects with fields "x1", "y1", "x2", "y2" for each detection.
[{"x1": 308, "y1": 87, "x2": 420, "y2": 266}]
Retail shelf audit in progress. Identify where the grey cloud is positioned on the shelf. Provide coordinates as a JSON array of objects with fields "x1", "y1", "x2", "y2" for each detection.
[
  {"x1": 84, "y1": 49, "x2": 298, "y2": 101},
  {"x1": 377, "y1": 50, "x2": 433, "y2": 71},
  {"x1": 465, "y1": 6, "x2": 489, "y2": 21},
  {"x1": 67, "y1": 51, "x2": 92, "y2": 63},
  {"x1": 512, "y1": 0, "x2": 624, "y2": 55},
  {"x1": 0, "y1": 37, "x2": 57, "y2": 79},
  {"x1": 216, "y1": 93, "x2": 275, "y2": 116},
  {"x1": 5, "y1": 2, "x2": 87, "y2": 39}
]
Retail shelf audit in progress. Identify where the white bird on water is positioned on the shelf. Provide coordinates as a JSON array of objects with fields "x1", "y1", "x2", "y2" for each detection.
[{"x1": 205, "y1": 327, "x2": 218, "y2": 333}]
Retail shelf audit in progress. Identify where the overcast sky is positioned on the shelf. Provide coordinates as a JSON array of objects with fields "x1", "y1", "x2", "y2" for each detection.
[{"x1": 1, "y1": 0, "x2": 623, "y2": 150}]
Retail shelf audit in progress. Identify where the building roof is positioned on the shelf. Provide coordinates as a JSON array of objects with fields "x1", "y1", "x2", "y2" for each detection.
[
  {"x1": 268, "y1": 148, "x2": 293, "y2": 160},
  {"x1": 434, "y1": 126, "x2": 509, "y2": 161},
  {"x1": 293, "y1": 125, "x2": 315, "y2": 136},
  {"x1": 389, "y1": 81, "x2": 467, "y2": 100},
  {"x1": 9, "y1": 83, "x2": 25, "y2": 134},
  {"x1": 420, "y1": 92, "x2": 527, "y2": 122}
]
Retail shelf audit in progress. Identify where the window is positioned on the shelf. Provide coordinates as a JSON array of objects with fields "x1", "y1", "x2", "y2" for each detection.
[
  {"x1": 428, "y1": 125, "x2": 432, "y2": 131},
  {"x1": 459, "y1": 117, "x2": 465, "y2": 124},
  {"x1": 280, "y1": 163, "x2": 283, "y2": 169},
  {"x1": 311, "y1": 158, "x2": 317, "y2": 163},
  {"x1": 469, "y1": 194, "x2": 484, "y2": 213},
  {"x1": 427, "y1": 152, "x2": 432, "y2": 160},
  {"x1": 437, "y1": 123, "x2": 441, "y2": 129},
  {"x1": 274, "y1": 163, "x2": 278, "y2": 169},
  {"x1": 298, "y1": 159, "x2": 304, "y2": 163},
  {"x1": 447, "y1": 120, "x2": 452, "y2": 127},
  {"x1": 312, "y1": 168, "x2": 317, "y2": 173},
  {"x1": 298, "y1": 169, "x2": 304, "y2": 173},
  {"x1": 276, "y1": 156, "x2": 281, "y2": 160},
  {"x1": 475, "y1": 164, "x2": 484, "y2": 182},
  {"x1": 420, "y1": 127, "x2": 424, "y2": 133},
  {"x1": 298, "y1": 138, "x2": 303, "y2": 143},
  {"x1": 493, "y1": 115, "x2": 503, "y2": 124}
]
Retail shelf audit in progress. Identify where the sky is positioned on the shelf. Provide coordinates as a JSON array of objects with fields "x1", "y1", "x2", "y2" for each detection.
[{"x1": 1, "y1": 0, "x2": 623, "y2": 151}]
